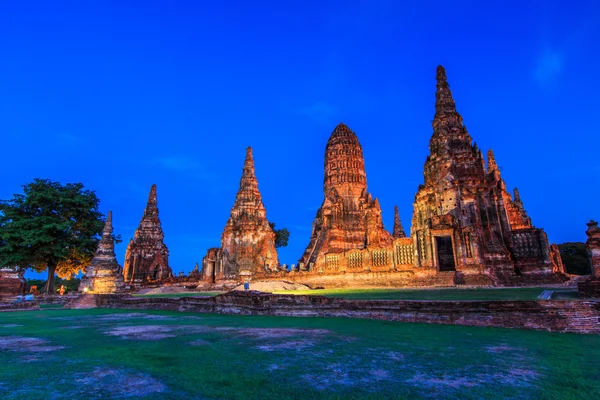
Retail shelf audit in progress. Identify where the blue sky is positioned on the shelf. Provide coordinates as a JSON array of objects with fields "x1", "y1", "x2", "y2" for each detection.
[{"x1": 1, "y1": 0, "x2": 599, "y2": 277}]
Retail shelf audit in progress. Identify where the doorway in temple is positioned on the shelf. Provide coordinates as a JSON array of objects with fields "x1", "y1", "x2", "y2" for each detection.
[{"x1": 436, "y1": 236, "x2": 456, "y2": 271}]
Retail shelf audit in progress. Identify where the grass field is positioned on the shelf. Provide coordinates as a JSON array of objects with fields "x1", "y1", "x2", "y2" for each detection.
[
  {"x1": 271, "y1": 287, "x2": 572, "y2": 301},
  {"x1": 0, "y1": 308, "x2": 598, "y2": 399}
]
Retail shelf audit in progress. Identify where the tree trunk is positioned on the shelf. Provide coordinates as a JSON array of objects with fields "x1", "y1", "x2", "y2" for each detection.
[{"x1": 46, "y1": 263, "x2": 57, "y2": 295}]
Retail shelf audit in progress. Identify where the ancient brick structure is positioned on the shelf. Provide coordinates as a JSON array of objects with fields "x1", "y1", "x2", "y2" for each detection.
[
  {"x1": 95, "y1": 293, "x2": 600, "y2": 335},
  {"x1": 122, "y1": 184, "x2": 172, "y2": 288},
  {"x1": 410, "y1": 65, "x2": 563, "y2": 285},
  {"x1": 197, "y1": 66, "x2": 565, "y2": 289},
  {"x1": 579, "y1": 220, "x2": 600, "y2": 297},
  {"x1": 201, "y1": 147, "x2": 279, "y2": 284},
  {"x1": 585, "y1": 220, "x2": 600, "y2": 278},
  {"x1": 0, "y1": 267, "x2": 26, "y2": 296},
  {"x1": 298, "y1": 123, "x2": 393, "y2": 273},
  {"x1": 393, "y1": 206, "x2": 406, "y2": 239},
  {"x1": 79, "y1": 211, "x2": 125, "y2": 294}
]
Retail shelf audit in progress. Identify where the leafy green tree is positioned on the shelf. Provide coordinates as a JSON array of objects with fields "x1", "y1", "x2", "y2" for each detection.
[
  {"x1": 558, "y1": 242, "x2": 591, "y2": 275},
  {"x1": 269, "y1": 222, "x2": 290, "y2": 248},
  {"x1": 0, "y1": 179, "x2": 105, "y2": 294}
]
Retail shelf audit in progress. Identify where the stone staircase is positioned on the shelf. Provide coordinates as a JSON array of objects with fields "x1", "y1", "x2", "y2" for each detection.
[{"x1": 65, "y1": 294, "x2": 98, "y2": 309}]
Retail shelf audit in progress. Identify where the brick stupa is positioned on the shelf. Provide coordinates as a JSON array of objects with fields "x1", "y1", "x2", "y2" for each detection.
[
  {"x1": 123, "y1": 184, "x2": 172, "y2": 288},
  {"x1": 410, "y1": 65, "x2": 563, "y2": 284},
  {"x1": 298, "y1": 123, "x2": 393, "y2": 272},
  {"x1": 79, "y1": 211, "x2": 125, "y2": 293},
  {"x1": 579, "y1": 220, "x2": 600, "y2": 297},
  {"x1": 201, "y1": 147, "x2": 279, "y2": 284}
]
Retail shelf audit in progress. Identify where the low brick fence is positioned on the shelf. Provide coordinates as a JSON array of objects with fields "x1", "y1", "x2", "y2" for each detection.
[
  {"x1": 0, "y1": 301, "x2": 40, "y2": 312},
  {"x1": 88, "y1": 291, "x2": 600, "y2": 335}
]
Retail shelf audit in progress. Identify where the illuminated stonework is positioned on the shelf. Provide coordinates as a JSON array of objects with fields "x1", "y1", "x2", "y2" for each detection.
[
  {"x1": 0, "y1": 267, "x2": 25, "y2": 296},
  {"x1": 122, "y1": 184, "x2": 172, "y2": 288},
  {"x1": 198, "y1": 66, "x2": 565, "y2": 289},
  {"x1": 79, "y1": 211, "x2": 126, "y2": 294},
  {"x1": 201, "y1": 147, "x2": 279, "y2": 284},
  {"x1": 410, "y1": 65, "x2": 563, "y2": 284},
  {"x1": 298, "y1": 123, "x2": 393, "y2": 272}
]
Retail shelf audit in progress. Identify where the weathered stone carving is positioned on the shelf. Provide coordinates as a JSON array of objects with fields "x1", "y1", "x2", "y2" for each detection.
[
  {"x1": 201, "y1": 147, "x2": 279, "y2": 284},
  {"x1": 586, "y1": 221, "x2": 600, "y2": 279},
  {"x1": 79, "y1": 211, "x2": 125, "y2": 293},
  {"x1": 578, "y1": 221, "x2": 600, "y2": 297},
  {"x1": 393, "y1": 206, "x2": 406, "y2": 238},
  {"x1": 0, "y1": 267, "x2": 25, "y2": 296},
  {"x1": 197, "y1": 66, "x2": 566, "y2": 289},
  {"x1": 411, "y1": 65, "x2": 563, "y2": 284},
  {"x1": 298, "y1": 123, "x2": 393, "y2": 272},
  {"x1": 122, "y1": 184, "x2": 172, "y2": 288}
]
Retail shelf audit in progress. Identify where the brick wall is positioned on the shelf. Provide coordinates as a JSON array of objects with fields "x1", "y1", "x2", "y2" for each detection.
[{"x1": 93, "y1": 292, "x2": 600, "y2": 335}]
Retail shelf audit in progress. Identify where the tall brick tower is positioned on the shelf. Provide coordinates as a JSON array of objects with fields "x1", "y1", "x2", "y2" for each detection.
[
  {"x1": 201, "y1": 147, "x2": 279, "y2": 284},
  {"x1": 123, "y1": 184, "x2": 172, "y2": 287},
  {"x1": 411, "y1": 66, "x2": 563, "y2": 284},
  {"x1": 299, "y1": 123, "x2": 393, "y2": 271}
]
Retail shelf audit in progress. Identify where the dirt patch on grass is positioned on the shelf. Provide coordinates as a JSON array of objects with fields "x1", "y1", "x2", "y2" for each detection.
[
  {"x1": 104, "y1": 325, "x2": 177, "y2": 340},
  {"x1": 485, "y1": 345, "x2": 521, "y2": 353},
  {"x1": 0, "y1": 336, "x2": 64, "y2": 354},
  {"x1": 104, "y1": 324, "x2": 212, "y2": 340},
  {"x1": 189, "y1": 339, "x2": 211, "y2": 346},
  {"x1": 74, "y1": 367, "x2": 166, "y2": 397},
  {"x1": 407, "y1": 372, "x2": 478, "y2": 389},
  {"x1": 256, "y1": 339, "x2": 318, "y2": 352},
  {"x1": 234, "y1": 327, "x2": 330, "y2": 340}
]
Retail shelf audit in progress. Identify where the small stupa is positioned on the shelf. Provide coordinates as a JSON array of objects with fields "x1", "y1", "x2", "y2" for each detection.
[{"x1": 79, "y1": 211, "x2": 126, "y2": 293}]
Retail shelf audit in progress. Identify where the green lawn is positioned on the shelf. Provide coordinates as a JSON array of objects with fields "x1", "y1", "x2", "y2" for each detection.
[
  {"x1": 0, "y1": 308, "x2": 598, "y2": 399},
  {"x1": 133, "y1": 292, "x2": 222, "y2": 298},
  {"x1": 39, "y1": 303, "x2": 65, "y2": 309},
  {"x1": 271, "y1": 287, "x2": 565, "y2": 301}
]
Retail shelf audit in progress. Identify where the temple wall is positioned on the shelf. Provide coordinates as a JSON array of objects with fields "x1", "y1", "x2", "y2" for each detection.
[{"x1": 94, "y1": 293, "x2": 600, "y2": 335}]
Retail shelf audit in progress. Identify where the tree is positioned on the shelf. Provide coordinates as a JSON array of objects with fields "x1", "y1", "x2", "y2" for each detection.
[
  {"x1": 269, "y1": 222, "x2": 290, "y2": 248},
  {"x1": 0, "y1": 179, "x2": 105, "y2": 294},
  {"x1": 558, "y1": 242, "x2": 591, "y2": 275}
]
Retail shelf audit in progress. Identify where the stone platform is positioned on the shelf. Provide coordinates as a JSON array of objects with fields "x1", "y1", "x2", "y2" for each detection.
[
  {"x1": 579, "y1": 280, "x2": 600, "y2": 298},
  {"x1": 85, "y1": 291, "x2": 600, "y2": 334}
]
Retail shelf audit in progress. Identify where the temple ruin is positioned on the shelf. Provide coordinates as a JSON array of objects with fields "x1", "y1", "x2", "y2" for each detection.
[
  {"x1": 197, "y1": 66, "x2": 565, "y2": 288},
  {"x1": 122, "y1": 184, "x2": 172, "y2": 288},
  {"x1": 410, "y1": 66, "x2": 564, "y2": 285},
  {"x1": 297, "y1": 123, "x2": 394, "y2": 274},
  {"x1": 201, "y1": 147, "x2": 279, "y2": 285},
  {"x1": 579, "y1": 220, "x2": 600, "y2": 297},
  {"x1": 79, "y1": 211, "x2": 125, "y2": 293}
]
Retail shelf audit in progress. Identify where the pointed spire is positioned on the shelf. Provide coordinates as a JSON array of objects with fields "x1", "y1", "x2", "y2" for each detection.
[
  {"x1": 243, "y1": 146, "x2": 256, "y2": 177},
  {"x1": 513, "y1": 188, "x2": 526, "y2": 210},
  {"x1": 144, "y1": 184, "x2": 159, "y2": 218},
  {"x1": 103, "y1": 210, "x2": 113, "y2": 235},
  {"x1": 229, "y1": 146, "x2": 265, "y2": 222},
  {"x1": 435, "y1": 65, "x2": 460, "y2": 120},
  {"x1": 487, "y1": 149, "x2": 499, "y2": 173},
  {"x1": 96, "y1": 210, "x2": 115, "y2": 255},
  {"x1": 393, "y1": 205, "x2": 406, "y2": 238}
]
